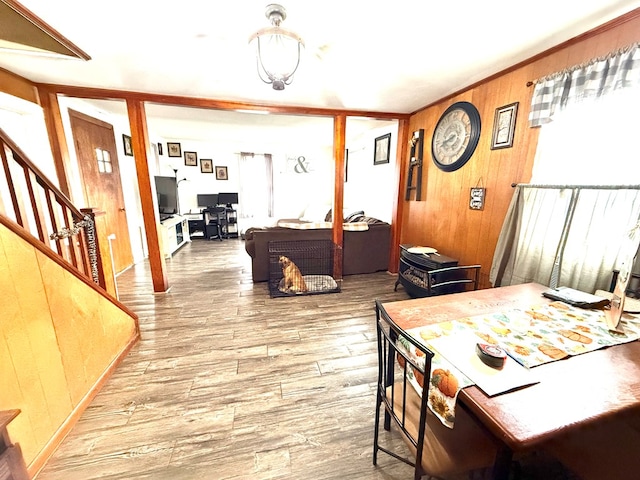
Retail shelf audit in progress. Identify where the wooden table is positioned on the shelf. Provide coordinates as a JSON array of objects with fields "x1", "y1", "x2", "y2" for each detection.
[{"x1": 380, "y1": 283, "x2": 640, "y2": 476}]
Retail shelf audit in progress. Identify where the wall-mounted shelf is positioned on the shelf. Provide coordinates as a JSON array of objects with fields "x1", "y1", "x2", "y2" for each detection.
[{"x1": 405, "y1": 129, "x2": 424, "y2": 201}]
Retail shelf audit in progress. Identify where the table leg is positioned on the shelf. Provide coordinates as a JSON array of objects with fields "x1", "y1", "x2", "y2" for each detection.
[{"x1": 491, "y1": 447, "x2": 513, "y2": 480}]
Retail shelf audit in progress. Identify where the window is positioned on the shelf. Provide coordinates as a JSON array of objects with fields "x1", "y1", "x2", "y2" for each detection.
[{"x1": 95, "y1": 148, "x2": 112, "y2": 174}]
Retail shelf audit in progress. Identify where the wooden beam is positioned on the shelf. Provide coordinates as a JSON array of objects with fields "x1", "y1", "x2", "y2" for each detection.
[
  {"x1": 125, "y1": 99, "x2": 168, "y2": 292},
  {"x1": 0, "y1": 67, "x2": 38, "y2": 104},
  {"x1": 332, "y1": 115, "x2": 346, "y2": 280},
  {"x1": 37, "y1": 87, "x2": 71, "y2": 197},
  {"x1": 39, "y1": 83, "x2": 409, "y2": 121}
]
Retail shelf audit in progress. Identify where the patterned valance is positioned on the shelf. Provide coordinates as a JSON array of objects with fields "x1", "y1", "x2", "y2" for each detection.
[{"x1": 528, "y1": 43, "x2": 640, "y2": 127}]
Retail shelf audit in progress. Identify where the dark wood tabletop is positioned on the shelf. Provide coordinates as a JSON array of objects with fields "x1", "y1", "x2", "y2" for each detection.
[{"x1": 380, "y1": 283, "x2": 640, "y2": 451}]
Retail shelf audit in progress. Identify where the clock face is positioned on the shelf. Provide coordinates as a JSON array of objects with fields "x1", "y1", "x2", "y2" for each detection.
[{"x1": 432, "y1": 101, "x2": 481, "y2": 172}]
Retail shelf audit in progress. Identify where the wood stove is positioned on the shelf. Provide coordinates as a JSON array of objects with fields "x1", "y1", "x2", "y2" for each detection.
[{"x1": 395, "y1": 244, "x2": 459, "y2": 297}]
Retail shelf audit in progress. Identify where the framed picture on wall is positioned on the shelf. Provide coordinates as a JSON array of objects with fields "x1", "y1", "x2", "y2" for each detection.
[
  {"x1": 200, "y1": 158, "x2": 213, "y2": 173},
  {"x1": 491, "y1": 102, "x2": 519, "y2": 150},
  {"x1": 215, "y1": 166, "x2": 228, "y2": 180},
  {"x1": 184, "y1": 151, "x2": 198, "y2": 166},
  {"x1": 122, "y1": 134, "x2": 133, "y2": 156},
  {"x1": 374, "y1": 133, "x2": 391, "y2": 165},
  {"x1": 344, "y1": 149, "x2": 348, "y2": 183},
  {"x1": 167, "y1": 142, "x2": 182, "y2": 157}
]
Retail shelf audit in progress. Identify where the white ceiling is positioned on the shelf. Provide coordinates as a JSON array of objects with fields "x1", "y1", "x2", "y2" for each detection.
[{"x1": 2, "y1": 0, "x2": 640, "y2": 143}]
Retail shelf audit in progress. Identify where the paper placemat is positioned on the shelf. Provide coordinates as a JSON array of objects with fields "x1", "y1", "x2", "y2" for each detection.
[{"x1": 427, "y1": 332, "x2": 539, "y2": 397}]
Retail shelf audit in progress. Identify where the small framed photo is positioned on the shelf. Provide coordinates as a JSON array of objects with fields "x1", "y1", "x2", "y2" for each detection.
[
  {"x1": 167, "y1": 142, "x2": 182, "y2": 157},
  {"x1": 344, "y1": 149, "x2": 349, "y2": 183},
  {"x1": 157, "y1": 143, "x2": 163, "y2": 155},
  {"x1": 374, "y1": 133, "x2": 391, "y2": 165},
  {"x1": 491, "y1": 102, "x2": 519, "y2": 150},
  {"x1": 184, "y1": 151, "x2": 198, "y2": 166},
  {"x1": 122, "y1": 134, "x2": 133, "y2": 156},
  {"x1": 200, "y1": 158, "x2": 213, "y2": 174},
  {"x1": 215, "y1": 166, "x2": 228, "y2": 180}
]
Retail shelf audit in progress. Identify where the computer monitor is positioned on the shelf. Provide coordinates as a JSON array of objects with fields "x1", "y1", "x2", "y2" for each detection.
[
  {"x1": 218, "y1": 192, "x2": 238, "y2": 207},
  {"x1": 197, "y1": 193, "x2": 219, "y2": 209}
]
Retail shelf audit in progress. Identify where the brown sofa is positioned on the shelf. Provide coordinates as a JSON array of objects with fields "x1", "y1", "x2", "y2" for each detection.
[{"x1": 244, "y1": 221, "x2": 391, "y2": 282}]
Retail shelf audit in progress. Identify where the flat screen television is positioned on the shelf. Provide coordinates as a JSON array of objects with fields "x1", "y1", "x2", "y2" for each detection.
[
  {"x1": 218, "y1": 192, "x2": 239, "y2": 206},
  {"x1": 197, "y1": 193, "x2": 219, "y2": 209},
  {"x1": 154, "y1": 176, "x2": 178, "y2": 216}
]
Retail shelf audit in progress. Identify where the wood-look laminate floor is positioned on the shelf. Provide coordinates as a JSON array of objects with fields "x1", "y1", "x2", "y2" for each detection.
[{"x1": 36, "y1": 239, "x2": 576, "y2": 480}]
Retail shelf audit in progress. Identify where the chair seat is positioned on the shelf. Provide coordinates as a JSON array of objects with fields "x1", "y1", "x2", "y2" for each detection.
[{"x1": 388, "y1": 383, "x2": 499, "y2": 478}]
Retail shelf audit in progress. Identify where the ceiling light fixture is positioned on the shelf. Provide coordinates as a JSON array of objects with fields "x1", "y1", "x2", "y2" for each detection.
[{"x1": 249, "y1": 4, "x2": 304, "y2": 90}]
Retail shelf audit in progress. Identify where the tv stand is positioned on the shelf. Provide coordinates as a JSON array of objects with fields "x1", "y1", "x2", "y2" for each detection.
[{"x1": 159, "y1": 215, "x2": 189, "y2": 258}]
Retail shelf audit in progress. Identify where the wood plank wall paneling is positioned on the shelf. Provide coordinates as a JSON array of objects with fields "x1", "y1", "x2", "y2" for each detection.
[
  {"x1": 403, "y1": 14, "x2": 640, "y2": 289},
  {"x1": 0, "y1": 223, "x2": 139, "y2": 476}
]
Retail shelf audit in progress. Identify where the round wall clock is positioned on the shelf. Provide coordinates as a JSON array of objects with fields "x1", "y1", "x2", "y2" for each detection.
[{"x1": 431, "y1": 101, "x2": 481, "y2": 172}]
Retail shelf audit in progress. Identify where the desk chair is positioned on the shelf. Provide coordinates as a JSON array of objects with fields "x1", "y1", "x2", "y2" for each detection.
[
  {"x1": 203, "y1": 207, "x2": 226, "y2": 241},
  {"x1": 427, "y1": 265, "x2": 481, "y2": 296},
  {"x1": 374, "y1": 300, "x2": 500, "y2": 480}
]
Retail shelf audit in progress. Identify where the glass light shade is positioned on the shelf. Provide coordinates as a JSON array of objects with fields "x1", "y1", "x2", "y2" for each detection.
[{"x1": 251, "y1": 26, "x2": 304, "y2": 90}]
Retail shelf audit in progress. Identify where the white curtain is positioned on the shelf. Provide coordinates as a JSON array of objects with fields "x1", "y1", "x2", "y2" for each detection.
[
  {"x1": 491, "y1": 186, "x2": 640, "y2": 292},
  {"x1": 237, "y1": 152, "x2": 273, "y2": 222}
]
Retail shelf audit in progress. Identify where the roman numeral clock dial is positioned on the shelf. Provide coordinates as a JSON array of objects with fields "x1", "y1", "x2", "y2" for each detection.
[{"x1": 431, "y1": 101, "x2": 481, "y2": 172}]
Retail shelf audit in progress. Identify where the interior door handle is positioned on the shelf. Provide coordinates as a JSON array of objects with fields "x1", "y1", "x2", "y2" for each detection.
[{"x1": 119, "y1": 207, "x2": 126, "y2": 212}]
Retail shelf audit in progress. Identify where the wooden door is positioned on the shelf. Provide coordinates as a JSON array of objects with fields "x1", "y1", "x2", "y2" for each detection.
[{"x1": 69, "y1": 109, "x2": 133, "y2": 274}]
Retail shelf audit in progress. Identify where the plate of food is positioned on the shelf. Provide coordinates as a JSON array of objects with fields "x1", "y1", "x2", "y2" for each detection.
[{"x1": 407, "y1": 246, "x2": 438, "y2": 255}]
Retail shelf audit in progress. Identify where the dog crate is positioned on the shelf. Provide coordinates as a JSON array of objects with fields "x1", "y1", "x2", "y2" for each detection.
[{"x1": 268, "y1": 239, "x2": 342, "y2": 298}]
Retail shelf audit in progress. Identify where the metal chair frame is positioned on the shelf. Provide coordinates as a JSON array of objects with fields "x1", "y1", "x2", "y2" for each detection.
[{"x1": 373, "y1": 299, "x2": 434, "y2": 480}]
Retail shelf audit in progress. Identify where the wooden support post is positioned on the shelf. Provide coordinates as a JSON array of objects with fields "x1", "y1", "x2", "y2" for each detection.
[
  {"x1": 126, "y1": 99, "x2": 169, "y2": 292},
  {"x1": 38, "y1": 87, "x2": 72, "y2": 198},
  {"x1": 332, "y1": 114, "x2": 346, "y2": 280}
]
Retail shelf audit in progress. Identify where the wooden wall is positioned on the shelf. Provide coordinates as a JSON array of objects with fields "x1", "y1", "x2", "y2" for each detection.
[
  {"x1": 0, "y1": 223, "x2": 139, "y2": 477},
  {"x1": 401, "y1": 12, "x2": 640, "y2": 289}
]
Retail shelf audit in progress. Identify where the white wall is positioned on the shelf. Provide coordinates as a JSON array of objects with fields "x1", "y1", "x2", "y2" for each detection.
[
  {"x1": 344, "y1": 121, "x2": 399, "y2": 223},
  {"x1": 0, "y1": 93, "x2": 55, "y2": 181}
]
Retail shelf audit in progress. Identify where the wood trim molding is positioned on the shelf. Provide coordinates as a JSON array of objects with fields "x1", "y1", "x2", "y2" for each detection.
[
  {"x1": 0, "y1": 0, "x2": 90, "y2": 60},
  {"x1": 0, "y1": 67, "x2": 38, "y2": 104},
  {"x1": 37, "y1": 83, "x2": 409, "y2": 121}
]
